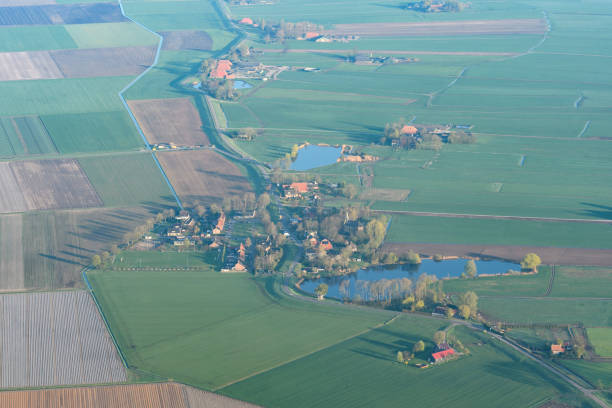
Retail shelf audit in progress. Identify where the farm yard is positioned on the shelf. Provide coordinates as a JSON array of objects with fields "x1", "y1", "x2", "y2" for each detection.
[
  {"x1": 156, "y1": 150, "x2": 253, "y2": 206},
  {"x1": 128, "y1": 98, "x2": 211, "y2": 146},
  {"x1": 0, "y1": 291, "x2": 125, "y2": 387},
  {"x1": 0, "y1": 383, "x2": 260, "y2": 408}
]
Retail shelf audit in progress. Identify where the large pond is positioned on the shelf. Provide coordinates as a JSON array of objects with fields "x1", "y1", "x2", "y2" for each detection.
[
  {"x1": 300, "y1": 259, "x2": 520, "y2": 300},
  {"x1": 290, "y1": 145, "x2": 342, "y2": 170}
]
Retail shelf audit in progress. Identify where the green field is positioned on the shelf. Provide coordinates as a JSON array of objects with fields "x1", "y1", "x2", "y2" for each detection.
[
  {"x1": 478, "y1": 297, "x2": 612, "y2": 327},
  {"x1": 442, "y1": 267, "x2": 551, "y2": 297},
  {"x1": 587, "y1": 328, "x2": 612, "y2": 358},
  {"x1": 122, "y1": 0, "x2": 225, "y2": 31},
  {"x1": 88, "y1": 270, "x2": 391, "y2": 389},
  {"x1": 65, "y1": 23, "x2": 158, "y2": 49},
  {"x1": 385, "y1": 214, "x2": 612, "y2": 249},
  {"x1": 549, "y1": 267, "x2": 612, "y2": 298},
  {"x1": 41, "y1": 111, "x2": 142, "y2": 153},
  {"x1": 112, "y1": 250, "x2": 218, "y2": 270},
  {"x1": 79, "y1": 153, "x2": 175, "y2": 208},
  {"x1": 557, "y1": 360, "x2": 612, "y2": 389},
  {"x1": 0, "y1": 77, "x2": 132, "y2": 116},
  {"x1": 221, "y1": 320, "x2": 581, "y2": 408},
  {"x1": 0, "y1": 26, "x2": 77, "y2": 52},
  {"x1": 0, "y1": 116, "x2": 58, "y2": 157}
]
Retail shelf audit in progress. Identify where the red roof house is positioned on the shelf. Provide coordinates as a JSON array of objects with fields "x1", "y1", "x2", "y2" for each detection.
[
  {"x1": 319, "y1": 238, "x2": 333, "y2": 251},
  {"x1": 212, "y1": 60, "x2": 233, "y2": 78},
  {"x1": 290, "y1": 182, "x2": 309, "y2": 193},
  {"x1": 213, "y1": 213, "x2": 226, "y2": 234},
  {"x1": 240, "y1": 17, "x2": 254, "y2": 25},
  {"x1": 401, "y1": 125, "x2": 418, "y2": 135},
  {"x1": 431, "y1": 348, "x2": 455, "y2": 363}
]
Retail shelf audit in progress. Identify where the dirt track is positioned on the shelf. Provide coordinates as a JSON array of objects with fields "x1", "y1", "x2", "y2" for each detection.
[
  {"x1": 327, "y1": 19, "x2": 547, "y2": 37},
  {"x1": 383, "y1": 242, "x2": 612, "y2": 266}
]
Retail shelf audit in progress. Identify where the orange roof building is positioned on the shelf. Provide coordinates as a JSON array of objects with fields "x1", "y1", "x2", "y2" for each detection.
[
  {"x1": 551, "y1": 344, "x2": 565, "y2": 355},
  {"x1": 213, "y1": 213, "x2": 226, "y2": 234},
  {"x1": 319, "y1": 238, "x2": 333, "y2": 251},
  {"x1": 290, "y1": 182, "x2": 309, "y2": 193},
  {"x1": 431, "y1": 348, "x2": 455, "y2": 362},
  {"x1": 304, "y1": 32, "x2": 320, "y2": 40},
  {"x1": 401, "y1": 125, "x2": 418, "y2": 135},
  {"x1": 240, "y1": 17, "x2": 254, "y2": 25},
  {"x1": 211, "y1": 60, "x2": 233, "y2": 78}
]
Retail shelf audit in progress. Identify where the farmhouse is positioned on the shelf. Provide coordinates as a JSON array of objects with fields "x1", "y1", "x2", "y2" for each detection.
[
  {"x1": 319, "y1": 238, "x2": 333, "y2": 251},
  {"x1": 431, "y1": 348, "x2": 455, "y2": 363},
  {"x1": 283, "y1": 182, "x2": 313, "y2": 198},
  {"x1": 401, "y1": 125, "x2": 419, "y2": 135},
  {"x1": 551, "y1": 344, "x2": 565, "y2": 355},
  {"x1": 211, "y1": 60, "x2": 235, "y2": 79},
  {"x1": 240, "y1": 17, "x2": 254, "y2": 25},
  {"x1": 302, "y1": 32, "x2": 321, "y2": 40}
]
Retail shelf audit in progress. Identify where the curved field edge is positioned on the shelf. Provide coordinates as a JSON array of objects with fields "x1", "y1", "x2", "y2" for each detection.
[{"x1": 87, "y1": 270, "x2": 393, "y2": 390}]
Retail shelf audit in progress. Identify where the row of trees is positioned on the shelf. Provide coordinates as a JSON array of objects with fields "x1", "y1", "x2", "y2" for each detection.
[{"x1": 255, "y1": 19, "x2": 324, "y2": 43}]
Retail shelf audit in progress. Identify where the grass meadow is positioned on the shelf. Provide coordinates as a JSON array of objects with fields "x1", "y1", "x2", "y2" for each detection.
[
  {"x1": 112, "y1": 250, "x2": 218, "y2": 270},
  {"x1": 550, "y1": 267, "x2": 612, "y2": 298},
  {"x1": 478, "y1": 297, "x2": 612, "y2": 327},
  {"x1": 442, "y1": 266, "x2": 551, "y2": 297},
  {"x1": 88, "y1": 270, "x2": 391, "y2": 390},
  {"x1": 221, "y1": 321, "x2": 582, "y2": 408},
  {"x1": 65, "y1": 22, "x2": 158, "y2": 49}
]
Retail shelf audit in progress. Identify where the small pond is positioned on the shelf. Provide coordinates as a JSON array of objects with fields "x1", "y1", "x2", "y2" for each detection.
[
  {"x1": 290, "y1": 145, "x2": 342, "y2": 170},
  {"x1": 300, "y1": 259, "x2": 520, "y2": 300},
  {"x1": 233, "y1": 80, "x2": 252, "y2": 89}
]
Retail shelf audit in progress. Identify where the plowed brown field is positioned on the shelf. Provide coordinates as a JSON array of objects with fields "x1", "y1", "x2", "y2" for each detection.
[
  {"x1": 128, "y1": 98, "x2": 210, "y2": 146},
  {"x1": 156, "y1": 150, "x2": 252, "y2": 206},
  {"x1": 0, "y1": 383, "x2": 260, "y2": 407}
]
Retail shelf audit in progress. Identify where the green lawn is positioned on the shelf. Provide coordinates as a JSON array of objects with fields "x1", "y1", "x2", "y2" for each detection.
[
  {"x1": 88, "y1": 271, "x2": 391, "y2": 389},
  {"x1": 221, "y1": 321, "x2": 581, "y2": 408},
  {"x1": 78, "y1": 153, "x2": 175, "y2": 208},
  {"x1": 41, "y1": 111, "x2": 142, "y2": 154},
  {"x1": 478, "y1": 297, "x2": 612, "y2": 327},
  {"x1": 587, "y1": 328, "x2": 612, "y2": 358}
]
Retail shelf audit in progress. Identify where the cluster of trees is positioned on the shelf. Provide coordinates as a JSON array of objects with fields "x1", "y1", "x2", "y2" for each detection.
[
  {"x1": 448, "y1": 131, "x2": 476, "y2": 144},
  {"x1": 404, "y1": 0, "x2": 465, "y2": 12},
  {"x1": 380, "y1": 121, "x2": 476, "y2": 151},
  {"x1": 221, "y1": 192, "x2": 260, "y2": 214},
  {"x1": 91, "y1": 245, "x2": 121, "y2": 269},
  {"x1": 205, "y1": 79, "x2": 237, "y2": 100},
  {"x1": 456, "y1": 291, "x2": 478, "y2": 319},
  {"x1": 396, "y1": 339, "x2": 426, "y2": 363},
  {"x1": 256, "y1": 19, "x2": 324, "y2": 43},
  {"x1": 343, "y1": 277, "x2": 413, "y2": 303},
  {"x1": 461, "y1": 259, "x2": 477, "y2": 279},
  {"x1": 253, "y1": 193, "x2": 287, "y2": 273},
  {"x1": 231, "y1": 127, "x2": 259, "y2": 141},
  {"x1": 402, "y1": 273, "x2": 445, "y2": 311}
]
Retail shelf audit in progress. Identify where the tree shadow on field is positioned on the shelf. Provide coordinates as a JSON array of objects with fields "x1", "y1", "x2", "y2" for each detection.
[
  {"x1": 39, "y1": 253, "x2": 84, "y2": 266},
  {"x1": 577, "y1": 202, "x2": 612, "y2": 220},
  {"x1": 372, "y1": 2, "x2": 405, "y2": 10}
]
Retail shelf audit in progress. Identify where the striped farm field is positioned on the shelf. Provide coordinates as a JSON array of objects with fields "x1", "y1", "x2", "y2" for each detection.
[
  {"x1": 0, "y1": 383, "x2": 260, "y2": 407},
  {"x1": 0, "y1": 116, "x2": 57, "y2": 157},
  {"x1": 0, "y1": 291, "x2": 126, "y2": 388}
]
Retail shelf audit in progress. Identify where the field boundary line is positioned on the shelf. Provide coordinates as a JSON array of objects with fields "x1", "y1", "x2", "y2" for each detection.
[
  {"x1": 373, "y1": 209, "x2": 612, "y2": 224},
  {"x1": 115, "y1": 0, "x2": 183, "y2": 209},
  {"x1": 213, "y1": 313, "x2": 400, "y2": 391}
]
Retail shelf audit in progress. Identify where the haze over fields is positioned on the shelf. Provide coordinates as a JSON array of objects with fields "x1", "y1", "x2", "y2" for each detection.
[{"x1": 0, "y1": 0, "x2": 610, "y2": 407}]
